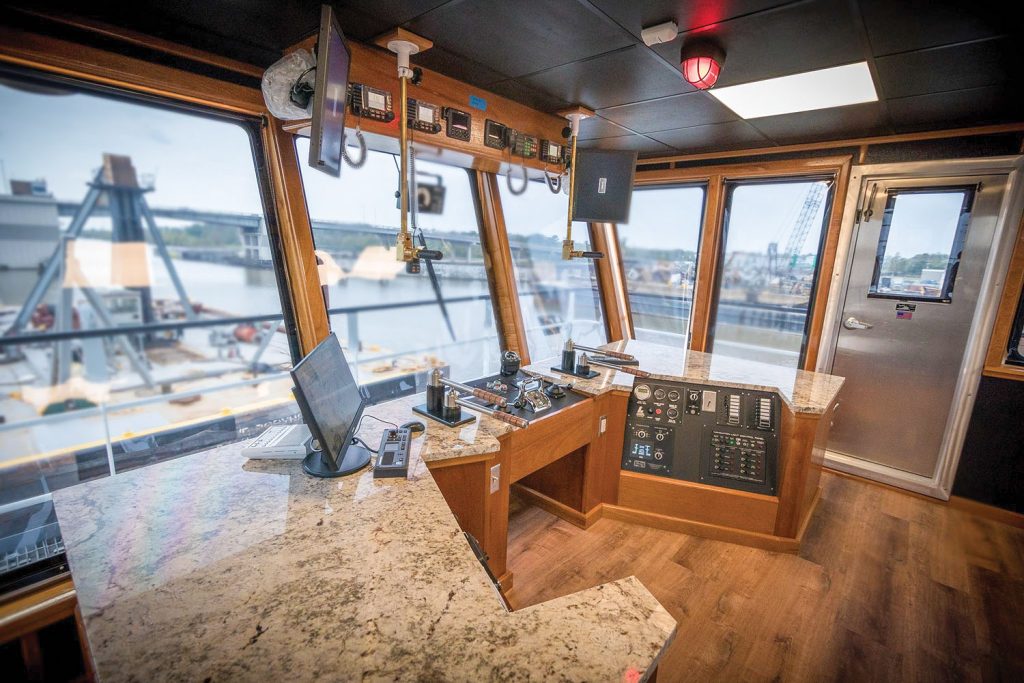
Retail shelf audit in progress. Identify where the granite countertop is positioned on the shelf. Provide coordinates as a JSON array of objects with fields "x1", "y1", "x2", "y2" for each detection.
[
  {"x1": 53, "y1": 393, "x2": 676, "y2": 682},
  {"x1": 526, "y1": 339, "x2": 844, "y2": 415},
  {"x1": 358, "y1": 393, "x2": 515, "y2": 465}
]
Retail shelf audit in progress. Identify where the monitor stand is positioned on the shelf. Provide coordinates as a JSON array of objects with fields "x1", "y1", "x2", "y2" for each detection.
[{"x1": 302, "y1": 443, "x2": 372, "y2": 478}]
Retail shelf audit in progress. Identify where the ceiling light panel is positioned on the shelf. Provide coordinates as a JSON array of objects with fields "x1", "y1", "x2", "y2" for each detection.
[{"x1": 708, "y1": 62, "x2": 878, "y2": 119}]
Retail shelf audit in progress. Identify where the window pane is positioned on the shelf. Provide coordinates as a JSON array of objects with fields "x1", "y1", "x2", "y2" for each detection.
[
  {"x1": 498, "y1": 179, "x2": 605, "y2": 359},
  {"x1": 711, "y1": 179, "x2": 832, "y2": 368},
  {"x1": 0, "y1": 77, "x2": 295, "y2": 584},
  {"x1": 620, "y1": 186, "x2": 704, "y2": 345},
  {"x1": 296, "y1": 141, "x2": 500, "y2": 392},
  {"x1": 869, "y1": 189, "x2": 970, "y2": 302}
]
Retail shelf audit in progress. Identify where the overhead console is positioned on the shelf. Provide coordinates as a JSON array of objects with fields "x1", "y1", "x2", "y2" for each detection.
[
  {"x1": 622, "y1": 380, "x2": 779, "y2": 496},
  {"x1": 282, "y1": 35, "x2": 570, "y2": 176}
]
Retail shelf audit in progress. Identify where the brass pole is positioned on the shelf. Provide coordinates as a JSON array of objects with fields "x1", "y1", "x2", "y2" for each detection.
[
  {"x1": 396, "y1": 73, "x2": 410, "y2": 259},
  {"x1": 562, "y1": 130, "x2": 578, "y2": 260}
]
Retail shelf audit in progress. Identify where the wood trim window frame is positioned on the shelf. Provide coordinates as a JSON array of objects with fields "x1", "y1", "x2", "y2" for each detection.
[
  {"x1": 0, "y1": 25, "x2": 329, "y2": 358},
  {"x1": 982, "y1": 214, "x2": 1024, "y2": 381},
  {"x1": 633, "y1": 156, "x2": 852, "y2": 369}
]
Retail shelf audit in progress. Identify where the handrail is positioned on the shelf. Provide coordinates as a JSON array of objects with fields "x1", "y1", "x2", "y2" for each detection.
[{"x1": 0, "y1": 287, "x2": 603, "y2": 346}]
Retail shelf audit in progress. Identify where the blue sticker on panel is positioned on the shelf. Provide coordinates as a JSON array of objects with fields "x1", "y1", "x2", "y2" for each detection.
[{"x1": 469, "y1": 95, "x2": 487, "y2": 111}]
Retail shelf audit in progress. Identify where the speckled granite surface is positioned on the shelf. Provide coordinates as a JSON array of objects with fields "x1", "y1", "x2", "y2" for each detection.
[
  {"x1": 359, "y1": 392, "x2": 515, "y2": 464},
  {"x1": 526, "y1": 339, "x2": 844, "y2": 414},
  {"x1": 53, "y1": 393, "x2": 675, "y2": 682}
]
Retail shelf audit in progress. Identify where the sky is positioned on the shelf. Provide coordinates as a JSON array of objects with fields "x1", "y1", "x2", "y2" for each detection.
[{"x1": 0, "y1": 80, "x2": 960, "y2": 259}]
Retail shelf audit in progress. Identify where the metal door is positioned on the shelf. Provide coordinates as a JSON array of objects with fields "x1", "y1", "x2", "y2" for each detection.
[{"x1": 829, "y1": 174, "x2": 1006, "y2": 477}]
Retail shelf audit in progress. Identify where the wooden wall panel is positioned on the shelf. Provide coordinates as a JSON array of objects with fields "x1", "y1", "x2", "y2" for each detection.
[
  {"x1": 261, "y1": 121, "x2": 331, "y2": 354},
  {"x1": 983, "y1": 213, "x2": 1024, "y2": 381},
  {"x1": 690, "y1": 176, "x2": 725, "y2": 352},
  {"x1": 283, "y1": 41, "x2": 567, "y2": 175},
  {"x1": 0, "y1": 26, "x2": 263, "y2": 115},
  {"x1": 617, "y1": 471, "x2": 778, "y2": 535},
  {"x1": 475, "y1": 172, "x2": 530, "y2": 363},
  {"x1": 804, "y1": 158, "x2": 852, "y2": 369},
  {"x1": 589, "y1": 222, "x2": 628, "y2": 342}
]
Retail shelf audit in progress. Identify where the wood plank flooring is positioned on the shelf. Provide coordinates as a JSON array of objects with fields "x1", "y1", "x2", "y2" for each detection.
[{"x1": 504, "y1": 472, "x2": 1024, "y2": 682}]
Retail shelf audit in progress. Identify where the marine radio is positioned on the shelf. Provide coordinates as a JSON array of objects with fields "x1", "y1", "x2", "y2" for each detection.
[
  {"x1": 349, "y1": 83, "x2": 394, "y2": 122},
  {"x1": 443, "y1": 107, "x2": 472, "y2": 141},
  {"x1": 540, "y1": 139, "x2": 565, "y2": 165},
  {"x1": 484, "y1": 119, "x2": 508, "y2": 149},
  {"x1": 508, "y1": 130, "x2": 538, "y2": 158},
  {"x1": 407, "y1": 98, "x2": 442, "y2": 134}
]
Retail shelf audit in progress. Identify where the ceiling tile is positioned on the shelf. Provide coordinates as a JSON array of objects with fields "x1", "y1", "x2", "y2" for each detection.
[
  {"x1": 329, "y1": 7, "x2": 394, "y2": 42},
  {"x1": 873, "y1": 37, "x2": 1012, "y2": 100},
  {"x1": 486, "y1": 79, "x2": 571, "y2": 113},
  {"x1": 647, "y1": 120, "x2": 772, "y2": 152},
  {"x1": 886, "y1": 85, "x2": 1024, "y2": 133},
  {"x1": 404, "y1": 0, "x2": 634, "y2": 77},
  {"x1": 578, "y1": 134, "x2": 675, "y2": 156},
  {"x1": 412, "y1": 46, "x2": 507, "y2": 87},
  {"x1": 520, "y1": 45, "x2": 694, "y2": 111},
  {"x1": 343, "y1": 0, "x2": 458, "y2": 29},
  {"x1": 599, "y1": 92, "x2": 738, "y2": 134},
  {"x1": 649, "y1": 0, "x2": 865, "y2": 89},
  {"x1": 586, "y1": 0, "x2": 796, "y2": 40},
  {"x1": 579, "y1": 116, "x2": 634, "y2": 140},
  {"x1": 748, "y1": 102, "x2": 892, "y2": 144},
  {"x1": 857, "y1": 0, "x2": 1012, "y2": 56}
]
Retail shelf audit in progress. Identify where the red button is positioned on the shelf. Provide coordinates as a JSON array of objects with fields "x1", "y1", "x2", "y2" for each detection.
[{"x1": 655, "y1": 408, "x2": 662, "y2": 415}]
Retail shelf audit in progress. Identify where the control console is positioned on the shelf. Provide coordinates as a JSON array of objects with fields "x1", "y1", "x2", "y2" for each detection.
[{"x1": 622, "y1": 380, "x2": 779, "y2": 495}]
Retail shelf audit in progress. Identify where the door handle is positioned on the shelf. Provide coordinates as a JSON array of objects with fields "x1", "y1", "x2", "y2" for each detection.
[{"x1": 843, "y1": 316, "x2": 873, "y2": 330}]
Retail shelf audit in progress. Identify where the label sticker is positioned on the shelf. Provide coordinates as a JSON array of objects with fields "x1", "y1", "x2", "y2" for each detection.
[
  {"x1": 469, "y1": 95, "x2": 487, "y2": 111},
  {"x1": 598, "y1": 177, "x2": 608, "y2": 194},
  {"x1": 896, "y1": 302, "x2": 916, "y2": 320}
]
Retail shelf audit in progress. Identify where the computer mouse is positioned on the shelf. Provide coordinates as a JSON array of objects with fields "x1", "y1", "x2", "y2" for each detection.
[{"x1": 401, "y1": 420, "x2": 426, "y2": 434}]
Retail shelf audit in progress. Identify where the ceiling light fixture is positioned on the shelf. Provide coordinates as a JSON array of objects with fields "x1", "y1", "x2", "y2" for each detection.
[
  {"x1": 708, "y1": 62, "x2": 878, "y2": 119},
  {"x1": 680, "y1": 38, "x2": 725, "y2": 90}
]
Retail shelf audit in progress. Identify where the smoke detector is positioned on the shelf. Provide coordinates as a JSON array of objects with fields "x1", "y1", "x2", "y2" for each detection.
[{"x1": 641, "y1": 21, "x2": 678, "y2": 46}]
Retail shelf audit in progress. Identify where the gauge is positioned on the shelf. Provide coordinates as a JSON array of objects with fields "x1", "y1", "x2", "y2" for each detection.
[
  {"x1": 667, "y1": 408, "x2": 679, "y2": 419},
  {"x1": 653, "y1": 388, "x2": 667, "y2": 400},
  {"x1": 634, "y1": 384, "x2": 651, "y2": 401},
  {"x1": 667, "y1": 390, "x2": 680, "y2": 401}
]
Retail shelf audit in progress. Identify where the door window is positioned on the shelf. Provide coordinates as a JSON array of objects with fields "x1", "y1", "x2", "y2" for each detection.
[{"x1": 868, "y1": 188, "x2": 974, "y2": 303}]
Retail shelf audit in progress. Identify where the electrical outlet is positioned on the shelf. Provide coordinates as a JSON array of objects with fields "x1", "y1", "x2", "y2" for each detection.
[
  {"x1": 599, "y1": 416, "x2": 607, "y2": 435},
  {"x1": 490, "y1": 464, "x2": 501, "y2": 493}
]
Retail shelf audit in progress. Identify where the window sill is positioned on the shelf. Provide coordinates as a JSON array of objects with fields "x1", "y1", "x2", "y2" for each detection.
[{"x1": 982, "y1": 364, "x2": 1024, "y2": 382}]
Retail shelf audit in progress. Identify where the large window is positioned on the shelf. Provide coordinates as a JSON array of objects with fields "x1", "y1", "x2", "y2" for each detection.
[
  {"x1": 296, "y1": 143, "x2": 500, "y2": 392},
  {"x1": 709, "y1": 178, "x2": 833, "y2": 368},
  {"x1": 0, "y1": 74, "x2": 296, "y2": 588},
  {"x1": 619, "y1": 185, "x2": 704, "y2": 345},
  {"x1": 499, "y1": 178, "x2": 605, "y2": 359}
]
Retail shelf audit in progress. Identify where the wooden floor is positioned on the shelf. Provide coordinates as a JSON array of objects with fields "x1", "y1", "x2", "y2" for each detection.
[{"x1": 504, "y1": 472, "x2": 1024, "y2": 682}]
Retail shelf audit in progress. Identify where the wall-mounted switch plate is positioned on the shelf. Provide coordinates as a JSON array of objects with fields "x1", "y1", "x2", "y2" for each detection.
[
  {"x1": 599, "y1": 416, "x2": 607, "y2": 435},
  {"x1": 490, "y1": 464, "x2": 501, "y2": 493}
]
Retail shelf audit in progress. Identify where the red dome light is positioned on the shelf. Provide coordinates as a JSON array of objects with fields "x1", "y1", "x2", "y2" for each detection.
[
  {"x1": 682, "y1": 56, "x2": 721, "y2": 89},
  {"x1": 680, "y1": 38, "x2": 725, "y2": 90}
]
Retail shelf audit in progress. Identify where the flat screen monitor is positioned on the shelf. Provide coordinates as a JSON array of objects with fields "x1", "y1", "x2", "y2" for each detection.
[
  {"x1": 308, "y1": 5, "x2": 351, "y2": 177},
  {"x1": 290, "y1": 333, "x2": 370, "y2": 477},
  {"x1": 572, "y1": 149, "x2": 638, "y2": 223}
]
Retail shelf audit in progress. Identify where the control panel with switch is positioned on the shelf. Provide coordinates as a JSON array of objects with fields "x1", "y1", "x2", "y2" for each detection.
[{"x1": 621, "y1": 380, "x2": 779, "y2": 495}]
